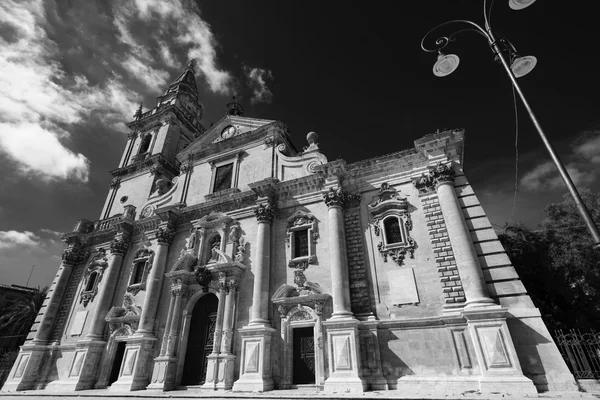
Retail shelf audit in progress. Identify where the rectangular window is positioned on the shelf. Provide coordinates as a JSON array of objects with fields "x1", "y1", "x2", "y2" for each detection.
[
  {"x1": 131, "y1": 261, "x2": 145, "y2": 284},
  {"x1": 293, "y1": 229, "x2": 309, "y2": 258},
  {"x1": 213, "y1": 163, "x2": 234, "y2": 193}
]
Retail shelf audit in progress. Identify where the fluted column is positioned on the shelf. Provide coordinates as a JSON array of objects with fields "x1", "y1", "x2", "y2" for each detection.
[
  {"x1": 165, "y1": 286, "x2": 186, "y2": 357},
  {"x1": 211, "y1": 282, "x2": 227, "y2": 355},
  {"x1": 159, "y1": 291, "x2": 176, "y2": 356},
  {"x1": 429, "y1": 163, "x2": 494, "y2": 307},
  {"x1": 323, "y1": 187, "x2": 353, "y2": 319},
  {"x1": 249, "y1": 201, "x2": 274, "y2": 326},
  {"x1": 33, "y1": 245, "x2": 88, "y2": 344},
  {"x1": 85, "y1": 237, "x2": 130, "y2": 339},
  {"x1": 221, "y1": 280, "x2": 239, "y2": 354},
  {"x1": 137, "y1": 226, "x2": 175, "y2": 334}
]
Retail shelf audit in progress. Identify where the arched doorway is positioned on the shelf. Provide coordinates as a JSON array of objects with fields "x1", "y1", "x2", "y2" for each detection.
[{"x1": 181, "y1": 293, "x2": 218, "y2": 385}]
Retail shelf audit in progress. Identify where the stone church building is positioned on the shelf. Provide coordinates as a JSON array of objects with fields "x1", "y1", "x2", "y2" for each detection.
[{"x1": 3, "y1": 64, "x2": 576, "y2": 394}]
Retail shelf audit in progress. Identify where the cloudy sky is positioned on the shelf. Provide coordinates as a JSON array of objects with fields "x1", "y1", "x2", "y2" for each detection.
[{"x1": 1, "y1": 0, "x2": 599, "y2": 289}]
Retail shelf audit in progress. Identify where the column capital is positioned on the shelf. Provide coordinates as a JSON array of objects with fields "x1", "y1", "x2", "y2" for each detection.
[
  {"x1": 62, "y1": 245, "x2": 88, "y2": 265},
  {"x1": 179, "y1": 162, "x2": 193, "y2": 175},
  {"x1": 412, "y1": 162, "x2": 455, "y2": 194},
  {"x1": 110, "y1": 237, "x2": 130, "y2": 255},
  {"x1": 323, "y1": 187, "x2": 345, "y2": 208},
  {"x1": 109, "y1": 176, "x2": 121, "y2": 189},
  {"x1": 156, "y1": 227, "x2": 176, "y2": 245},
  {"x1": 254, "y1": 201, "x2": 275, "y2": 223}
]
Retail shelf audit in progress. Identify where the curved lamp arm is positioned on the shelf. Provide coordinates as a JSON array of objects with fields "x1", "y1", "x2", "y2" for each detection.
[{"x1": 421, "y1": 20, "x2": 490, "y2": 54}]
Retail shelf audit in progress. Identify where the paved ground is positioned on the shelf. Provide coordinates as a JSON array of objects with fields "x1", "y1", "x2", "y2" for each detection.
[{"x1": 0, "y1": 389, "x2": 598, "y2": 400}]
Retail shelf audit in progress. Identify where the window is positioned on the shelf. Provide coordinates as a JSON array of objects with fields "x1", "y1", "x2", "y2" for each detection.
[
  {"x1": 139, "y1": 134, "x2": 151, "y2": 154},
  {"x1": 287, "y1": 210, "x2": 318, "y2": 266},
  {"x1": 213, "y1": 163, "x2": 233, "y2": 193},
  {"x1": 293, "y1": 229, "x2": 309, "y2": 258},
  {"x1": 131, "y1": 261, "x2": 146, "y2": 284},
  {"x1": 127, "y1": 248, "x2": 154, "y2": 294},
  {"x1": 384, "y1": 217, "x2": 403, "y2": 244},
  {"x1": 85, "y1": 271, "x2": 98, "y2": 292}
]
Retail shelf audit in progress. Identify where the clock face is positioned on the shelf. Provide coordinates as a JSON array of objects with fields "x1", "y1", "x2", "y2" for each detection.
[{"x1": 221, "y1": 125, "x2": 236, "y2": 139}]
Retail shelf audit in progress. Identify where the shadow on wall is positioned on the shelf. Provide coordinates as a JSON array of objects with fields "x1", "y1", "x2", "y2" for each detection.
[
  {"x1": 507, "y1": 317, "x2": 552, "y2": 392},
  {"x1": 377, "y1": 328, "x2": 414, "y2": 389}
]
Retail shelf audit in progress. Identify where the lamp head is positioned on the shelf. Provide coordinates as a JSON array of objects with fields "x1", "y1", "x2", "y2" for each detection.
[
  {"x1": 433, "y1": 53, "x2": 460, "y2": 77},
  {"x1": 508, "y1": 0, "x2": 536, "y2": 10},
  {"x1": 511, "y1": 55, "x2": 537, "y2": 78}
]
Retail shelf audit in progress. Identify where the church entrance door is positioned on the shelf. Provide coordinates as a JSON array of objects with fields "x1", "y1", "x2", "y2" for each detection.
[
  {"x1": 181, "y1": 293, "x2": 218, "y2": 385},
  {"x1": 109, "y1": 341, "x2": 126, "y2": 386},
  {"x1": 292, "y1": 327, "x2": 316, "y2": 384}
]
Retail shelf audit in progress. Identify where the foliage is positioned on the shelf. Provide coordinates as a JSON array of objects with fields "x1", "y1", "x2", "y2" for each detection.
[
  {"x1": 0, "y1": 286, "x2": 49, "y2": 342},
  {"x1": 499, "y1": 190, "x2": 600, "y2": 332},
  {"x1": 0, "y1": 348, "x2": 18, "y2": 387}
]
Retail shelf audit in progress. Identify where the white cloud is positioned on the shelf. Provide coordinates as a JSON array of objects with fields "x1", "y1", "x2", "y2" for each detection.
[
  {"x1": 0, "y1": 0, "x2": 139, "y2": 182},
  {"x1": 113, "y1": 0, "x2": 233, "y2": 94},
  {"x1": 39, "y1": 228, "x2": 63, "y2": 237},
  {"x1": 0, "y1": 230, "x2": 40, "y2": 250},
  {"x1": 573, "y1": 134, "x2": 600, "y2": 164},
  {"x1": 244, "y1": 66, "x2": 274, "y2": 104},
  {"x1": 121, "y1": 55, "x2": 169, "y2": 93},
  {"x1": 521, "y1": 161, "x2": 596, "y2": 191}
]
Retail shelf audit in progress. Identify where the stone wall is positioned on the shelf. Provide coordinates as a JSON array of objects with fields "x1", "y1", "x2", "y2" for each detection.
[{"x1": 344, "y1": 206, "x2": 370, "y2": 315}]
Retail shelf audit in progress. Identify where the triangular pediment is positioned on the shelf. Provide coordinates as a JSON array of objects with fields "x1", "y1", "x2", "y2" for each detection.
[{"x1": 177, "y1": 115, "x2": 275, "y2": 159}]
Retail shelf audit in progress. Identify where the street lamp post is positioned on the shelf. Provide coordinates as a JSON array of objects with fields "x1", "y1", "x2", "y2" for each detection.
[{"x1": 420, "y1": 0, "x2": 600, "y2": 248}]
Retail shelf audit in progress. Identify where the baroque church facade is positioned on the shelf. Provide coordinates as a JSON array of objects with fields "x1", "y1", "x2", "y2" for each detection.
[{"x1": 3, "y1": 64, "x2": 577, "y2": 394}]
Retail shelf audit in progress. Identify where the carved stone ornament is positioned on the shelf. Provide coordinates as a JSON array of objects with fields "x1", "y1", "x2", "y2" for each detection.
[
  {"x1": 156, "y1": 227, "x2": 176, "y2": 245},
  {"x1": 110, "y1": 238, "x2": 130, "y2": 255},
  {"x1": 322, "y1": 187, "x2": 345, "y2": 208},
  {"x1": 369, "y1": 182, "x2": 415, "y2": 266},
  {"x1": 254, "y1": 202, "x2": 275, "y2": 223},
  {"x1": 179, "y1": 162, "x2": 193, "y2": 174},
  {"x1": 235, "y1": 236, "x2": 246, "y2": 263},
  {"x1": 290, "y1": 311, "x2": 312, "y2": 321},
  {"x1": 62, "y1": 246, "x2": 88, "y2": 265},
  {"x1": 412, "y1": 162, "x2": 455, "y2": 194},
  {"x1": 105, "y1": 292, "x2": 142, "y2": 335},
  {"x1": 109, "y1": 177, "x2": 121, "y2": 189},
  {"x1": 345, "y1": 193, "x2": 361, "y2": 209},
  {"x1": 79, "y1": 249, "x2": 109, "y2": 307},
  {"x1": 195, "y1": 266, "x2": 213, "y2": 292},
  {"x1": 73, "y1": 219, "x2": 94, "y2": 234},
  {"x1": 227, "y1": 280, "x2": 240, "y2": 293}
]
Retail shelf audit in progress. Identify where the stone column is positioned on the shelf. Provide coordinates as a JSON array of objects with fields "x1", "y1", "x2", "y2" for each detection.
[
  {"x1": 159, "y1": 291, "x2": 176, "y2": 356},
  {"x1": 323, "y1": 187, "x2": 353, "y2": 319},
  {"x1": 136, "y1": 226, "x2": 175, "y2": 334},
  {"x1": 431, "y1": 164, "x2": 494, "y2": 308},
  {"x1": 211, "y1": 282, "x2": 227, "y2": 355},
  {"x1": 2, "y1": 244, "x2": 88, "y2": 392},
  {"x1": 85, "y1": 237, "x2": 130, "y2": 339},
  {"x1": 321, "y1": 187, "x2": 366, "y2": 393},
  {"x1": 249, "y1": 201, "x2": 274, "y2": 326},
  {"x1": 165, "y1": 286, "x2": 186, "y2": 357},
  {"x1": 221, "y1": 281, "x2": 239, "y2": 354},
  {"x1": 34, "y1": 245, "x2": 88, "y2": 344},
  {"x1": 233, "y1": 201, "x2": 276, "y2": 392}
]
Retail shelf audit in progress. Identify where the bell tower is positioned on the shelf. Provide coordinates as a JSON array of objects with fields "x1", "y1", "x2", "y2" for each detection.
[{"x1": 101, "y1": 61, "x2": 206, "y2": 219}]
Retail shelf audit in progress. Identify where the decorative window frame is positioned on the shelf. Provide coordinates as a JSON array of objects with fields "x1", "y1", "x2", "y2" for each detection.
[
  {"x1": 80, "y1": 249, "x2": 109, "y2": 307},
  {"x1": 286, "y1": 210, "x2": 318, "y2": 267},
  {"x1": 127, "y1": 248, "x2": 155, "y2": 296},
  {"x1": 368, "y1": 183, "x2": 415, "y2": 266},
  {"x1": 207, "y1": 151, "x2": 244, "y2": 195}
]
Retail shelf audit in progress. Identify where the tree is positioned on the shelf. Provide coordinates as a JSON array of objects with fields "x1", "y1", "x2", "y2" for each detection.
[
  {"x1": 0, "y1": 286, "x2": 49, "y2": 344},
  {"x1": 499, "y1": 190, "x2": 600, "y2": 332}
]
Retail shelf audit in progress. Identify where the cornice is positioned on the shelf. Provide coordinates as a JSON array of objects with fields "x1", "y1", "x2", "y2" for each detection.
[{"x1": 109, "y1": 153, "x2": 179, "y2": 178}]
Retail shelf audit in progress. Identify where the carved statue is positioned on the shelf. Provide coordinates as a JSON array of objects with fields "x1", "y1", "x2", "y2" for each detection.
[
  {"x1": 122, "y1": 293, "x2": 142, "y2": 316},
  {"x1": 229, "y1": 223, "x2": 241, "y2": 243},
  {"x1": 185, "y1": 228, "x2": 199, "y2": 250},
  {"x1": 208, "y1": 236, "x2": 221, "y2": 263}
]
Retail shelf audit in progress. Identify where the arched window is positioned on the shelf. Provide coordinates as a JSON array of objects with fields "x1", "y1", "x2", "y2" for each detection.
[
  {"x1": 85, "y1": 271, "x2": 98, "y2": 292},
  {"x1": 384, "y1": 217, "x2": 403, "y2": 244},
  {"x1": 139, "y1": 134, "x2": 151, "y2": 154}
]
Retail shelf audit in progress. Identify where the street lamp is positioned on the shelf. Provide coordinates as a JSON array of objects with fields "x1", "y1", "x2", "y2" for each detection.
[{"x1": 421, "y1": 0, "x2": 600, "y2": 248}]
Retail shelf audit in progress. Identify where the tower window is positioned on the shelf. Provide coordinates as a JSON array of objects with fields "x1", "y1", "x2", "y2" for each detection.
[
  {"x1": 213, "y1": 163, "x2": 233, "y2": 193},
  {"x1": 293, "y1": 229, "x2": 309, "y2": 258},
  {"x1": 139, "y1": 134, "x2": 152, "y2": 154},
  {"x1": 384, "y1": 217, "x2": 403, "y2": 244}
]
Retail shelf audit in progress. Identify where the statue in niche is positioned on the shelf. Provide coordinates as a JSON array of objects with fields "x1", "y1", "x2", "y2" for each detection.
[
  {"x1": 122, "y1": 293, "x2": 142, "y2": 316},
  {"x1": 229, "y1": 223, "x2": 241, "y2": 243},
  {"x1": 208, "y1": 235, "x2": 221, "y2": 263},
  {"x1": 185, "y1": 227, "x2": 199, "y2": 250}
]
